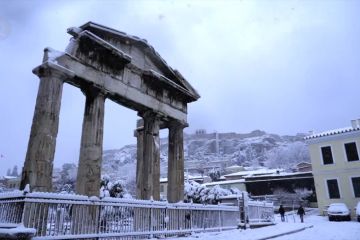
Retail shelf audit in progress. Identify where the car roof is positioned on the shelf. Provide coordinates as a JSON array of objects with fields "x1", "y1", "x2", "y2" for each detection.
[{"x1": 329, "y1": 203, "x2": 346, "y2": 206}]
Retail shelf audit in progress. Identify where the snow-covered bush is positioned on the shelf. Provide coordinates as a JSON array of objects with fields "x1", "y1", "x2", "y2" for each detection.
[
  {"x1": 100, "y1": 175, "x2": 132, "y2": 199},
  {"x1": 184, "y1": 180, "x2": 235, "y2": 204},
  {"x1": 60, "y1": 184, "x2": 74, "y2": 194},
  {"x1": 209, "y1": 168, "x2": 221, "y2": 181},
  {"x1": 109, "y1": 181, "x2": 125, "y2": 198}
]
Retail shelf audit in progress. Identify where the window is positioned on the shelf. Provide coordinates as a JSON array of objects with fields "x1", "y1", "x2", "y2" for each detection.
[
  {"x1": 327, "y1": 179, "x2": 340, "y2": 199},
  {"x1": 160, "y1": 185, "x2": 164, "y2": 192},
  {"x1": 351, "y1": 177, "x2": 360, "y2": 198},
  {"x1": 321, "y1": 146, "x2": 334, "y2": 164},
  {"x1": 345, "y1": 142, "x2": 359, "y2": 162}
]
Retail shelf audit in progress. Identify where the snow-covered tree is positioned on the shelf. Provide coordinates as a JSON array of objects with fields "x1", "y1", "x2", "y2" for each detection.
[
  {"x1": 0, "y1": 182, "x2": 5, "y2": 192},
  {"x1": 123, "y1": 178, "x2": 136, "y2": 197},
  {"x1": 294, "y1": 188, "x2": 313, "y2": 201},
  {"x1": 53, "y1": 163, "x2": 77, "y2": 193},
  {"x1": 6, "y1": 168, "x2": 11, "y2": 176},
  {"x1": 209, "y1": 168, "x2": 221, "y2": 182},
  {"x1": 272, "y1": 187, "x2": 292, "y2": 202},
  {"x1": 265, "y1": 142, "x2": 310, "y2": 170}
]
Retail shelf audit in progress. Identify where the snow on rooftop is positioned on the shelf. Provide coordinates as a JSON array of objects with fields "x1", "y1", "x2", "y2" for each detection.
[
  {"x1": 245, "y1": 171, "x2": 312, "y2": 179},
  {"x1": 160, "y1": 175, "x2": 203, "y2": 183},
  {"x1": 224, "y1": 168, "x2": 284, "y2": 177},
  {"x1": 227, "y1": 164, "x2": 242, "y2": 169},
  {"x1": 1, "y1": 175, "x2": 18, "y2": 180},
  {"x1": 203, "y1": 179, "x2": 245, "y2": 186},
  {"x1": 304, "y1": 126, "x2": 360, "y2": 140}
]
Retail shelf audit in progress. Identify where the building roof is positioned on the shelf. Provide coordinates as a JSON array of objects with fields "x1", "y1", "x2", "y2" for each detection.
[
  {"x1": 203, "y1": 179, "x2": 245, "y2": 187},
  {"x1": 244, "y1": 171, "x2": 312, "y2": 180},
  {"x1": 204, "y1": 171, "x2": 313, "y2": 186},
  {"x1": 160, "y1": 175, "x2": 203, "y2": 183},
  {"x1": 0, "y1": 176, "x2": 18, "y2": 180},
  {"x1": 224, "y1": 168, "x2": 284, "y2": 178},
  {"x1": 304, "y1": 127, "x2": 360, "y2": 140},
  {"x1": 226, "y1": 165, "x2": 243, "y2": 169}
]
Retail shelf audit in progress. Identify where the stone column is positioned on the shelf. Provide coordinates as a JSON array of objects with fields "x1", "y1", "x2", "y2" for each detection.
[
  {"x1": 167, "y1": 121, "x2": 186, "y2": 203},
  {"x1": 20, "y1": 63, "x2": 71, "y2": 192},
  {"x1": 76, "y1": 90, "x2": 105, "y2": 196},
  {"x1": 134, "y1": 119, "x2": 144, "y2": 199},
  {"x1": 139, "y1": 111, "x2": 160, "y2": 200}
]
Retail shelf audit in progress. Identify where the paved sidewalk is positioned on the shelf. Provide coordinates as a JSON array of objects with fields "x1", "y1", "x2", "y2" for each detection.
[{"x1": 167, "y1": 222, "x2": 313, "y2": 240}]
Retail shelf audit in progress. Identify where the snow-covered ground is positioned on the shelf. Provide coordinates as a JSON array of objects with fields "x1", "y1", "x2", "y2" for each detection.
[{"x1": 167, "y1": 209, "x2": 360, "y2": 240}]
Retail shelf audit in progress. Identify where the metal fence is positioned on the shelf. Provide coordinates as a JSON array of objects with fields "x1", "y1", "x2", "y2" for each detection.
[
  {"x1": 251, "y1": 195, "x2": 308, "y2": 209},
  {"x1": 0, "y1": 191, "x2": 243, "y2": 239},
  {"x1": 246, "y1": 201, "x2": 274, "y2": 224}
]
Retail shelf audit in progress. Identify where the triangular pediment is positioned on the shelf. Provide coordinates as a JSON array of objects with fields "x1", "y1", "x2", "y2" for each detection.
[{"x1": 74, "y1": 22, "x2": 200, "y2": 102}]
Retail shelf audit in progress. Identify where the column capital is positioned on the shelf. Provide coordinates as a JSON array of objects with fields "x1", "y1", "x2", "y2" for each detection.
[
  {"x1": 167, "y1": 119, "x2": 188, "y2": 130},
  {"x1": 134, "y1": 119, "x2": 144, "y2": 137},
  {"x1": 81, "y1": 85, "x2": 106, "y2": 99},
  {"x1": 139, "y1": 110, "x2": 162, "y2": 120},
  {"x1": 32, "y1": 61, "x2": 75, "y2": 80}
]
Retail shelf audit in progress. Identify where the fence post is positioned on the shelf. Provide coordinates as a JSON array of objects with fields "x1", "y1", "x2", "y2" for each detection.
[
  {"x1": 97, "y1": 197, "x2": 102, "y2": 239},
  {"x1": 218, "y1": 203, "x2": 222, "y2": 231},
  {"x1": 239, "y1": 192, "x2": 248, "y2": 229},
  {"x1": 20, "y1": 190, "x2": 28, "y2": 226},
  {"x1": 149, "y1": 197, "x2": 154, "y2": 239},
  {"x1": 190, "y1": 200, "x2": 194, "y2": 235},
  {"x1": 244, "y1": 192, "x2": 249, "y2": 229}
]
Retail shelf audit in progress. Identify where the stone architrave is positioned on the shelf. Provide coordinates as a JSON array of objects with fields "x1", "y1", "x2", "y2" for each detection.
[
  {"x1": 75, "y1": 90, "x2": 105, "y2": 196},
  {"x1": 140, "y1": 111, "x2": 161, "y2": 200},
  {"x1": 167, "y1": 121, "x2": 186, "y2": 203},
  {"x1": 20, "y1": 62, "x2": 73, "y2": 192}
]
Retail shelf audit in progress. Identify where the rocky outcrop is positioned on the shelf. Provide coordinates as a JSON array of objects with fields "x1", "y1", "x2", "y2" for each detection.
[{"x1": 101, "y1": 130, "x2": 310, "y2": 181}]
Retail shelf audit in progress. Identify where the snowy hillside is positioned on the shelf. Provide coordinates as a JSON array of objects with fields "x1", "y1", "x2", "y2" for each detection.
[{"x1": 101, "y1": 130, "x2": 310, "y2": 182}]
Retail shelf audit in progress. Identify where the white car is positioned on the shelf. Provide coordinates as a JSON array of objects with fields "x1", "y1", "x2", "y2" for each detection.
[
  {"x1": 356, "y1": 201, "x2": 360, "y2": 222},
  {"x1": 327, "y1": 203, "x2": 351, "y2": 221}
]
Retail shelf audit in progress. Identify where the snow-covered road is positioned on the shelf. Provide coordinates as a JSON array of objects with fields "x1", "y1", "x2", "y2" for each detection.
[
  {"x1": 274, "y1": 214, "x2": 360, "y2": 240},
  {"x1": 168, "y1": 210, "x2": 360, "y2": 240}
]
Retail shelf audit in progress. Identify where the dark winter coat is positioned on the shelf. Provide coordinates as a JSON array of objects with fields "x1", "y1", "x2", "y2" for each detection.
[
  {"x1": 279, "y1": 206, "x2": 285, "y2": 215},
  {"x1": 297, "y1": 206, "x2": 305, "y2": 215}
]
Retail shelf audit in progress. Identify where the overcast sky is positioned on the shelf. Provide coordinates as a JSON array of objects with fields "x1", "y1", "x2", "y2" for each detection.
[{"x1": 0, "y1": 0, "x2": 360, "y2": 176}]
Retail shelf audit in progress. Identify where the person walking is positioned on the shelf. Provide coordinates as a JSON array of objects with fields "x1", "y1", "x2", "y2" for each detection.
[
  {"x1": 297, "y1": 205, "x2": 305, "y2": 223},
  {"x1": 279, "y1": 205, "x2": 285, "y2": 222}
]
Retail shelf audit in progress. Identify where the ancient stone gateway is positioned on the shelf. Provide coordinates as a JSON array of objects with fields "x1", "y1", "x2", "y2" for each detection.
[{"x1": 20, "y1": 22, "x2": 200, "y2": 203}]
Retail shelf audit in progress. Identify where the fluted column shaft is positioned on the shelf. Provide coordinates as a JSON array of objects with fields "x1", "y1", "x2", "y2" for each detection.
[
  {"x1": 139, "y1": 111, "x2": 160, "y2": 200},
  {"x1": 76, "y1": 90, "x2": 105, "y2": 196},
  {"x1": 20, "y1": 66, "x2": 66, "y2": 192},
  {"x1": 167, "y1": 121, "x2": 185, "y2": 203},
  {"x1": 135, "y1": 120, "x2": 144, "y2": 199}
]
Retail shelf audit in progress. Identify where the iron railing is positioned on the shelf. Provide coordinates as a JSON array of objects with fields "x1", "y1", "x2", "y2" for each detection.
[{"x1": 0, "y1": 191, "x2": 245, "y2": 239}]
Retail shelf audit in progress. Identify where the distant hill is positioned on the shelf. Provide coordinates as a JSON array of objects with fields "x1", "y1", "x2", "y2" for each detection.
[{"x1": 101, "y1": 130, "x2": 310, "y2": 182}]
